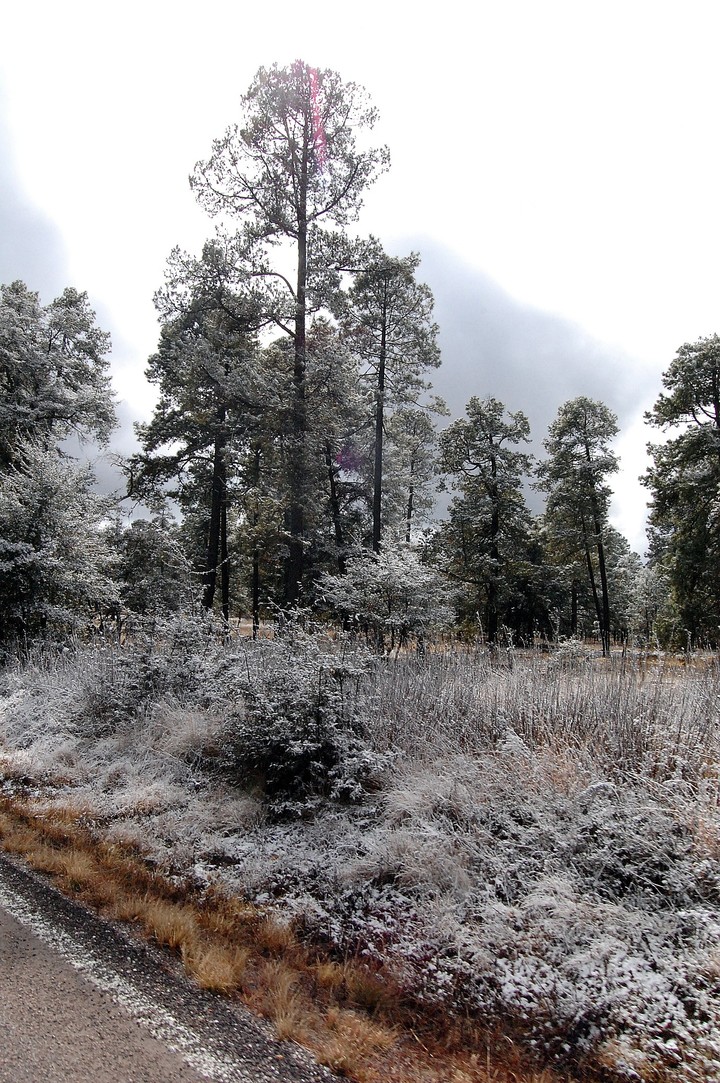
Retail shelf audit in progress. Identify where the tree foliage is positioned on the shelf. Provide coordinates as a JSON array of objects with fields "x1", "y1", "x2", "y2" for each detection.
[
  {"x1": 0, "y1": 281, "x2": 117, "y2": 648},
  {"x1": 190, "y1": 61, "x2": 388, "y2": 604},
  {"x1": 106, "y1": 515, "x2": 193, "y2": 618},
  {"x1": 644, "y1": 334, "x2": 720, "y2": 643},
  {"x1": 132, "y1": 245, "x2": 267, "y2": 621},
  {"x1": 537, "y1": 397, "x2": 619, "y2": 654},
  {"x1": 0, "y1": 441, "x2": 116, "y2": 645},
  {"x1": 0, "y1": 280, "x2": 115, "y2": 468},
  {"x1": 318, "y1": 546, "x2": 451, "y2": 651},
  {"x1": 438, "y1": 397, "x2": 535, "y2": 643},
  {"x1": 341, "y1": 242, "x2": 441, "y2": 551}
]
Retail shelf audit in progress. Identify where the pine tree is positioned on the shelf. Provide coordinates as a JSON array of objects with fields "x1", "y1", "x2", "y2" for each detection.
[
  {"x1": 438, "y1": 397, "x2": 533, "y2": 643},
  {"x1": 0, "y1": 280, "x2": 114, "y2": 467},
  {"x1": 341, "y1": 242, "x2": 440, "y2": 552},
  {"x1": 190, "y1": 62, "x2": 388, "y2": 604},
  {"x1": 537, "y1": 397, "x2": 619, "y2": 655},
  {"x1": 644, "y1": 334, "x2": 720, "y2": 644}
]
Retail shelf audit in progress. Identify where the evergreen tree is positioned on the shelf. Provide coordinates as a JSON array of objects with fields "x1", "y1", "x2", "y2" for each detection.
[
  {"x1": 0, "y1": 280, "x2": 116, "y2": 647},
  {"x1": 318, "y1": 545, "x2": 451, "y2": 652},
  {"x1": 644, "y1": 334, "x2": 720, "y2": 644},
  {"x1": 385, "y1": 405, "x2": 444, "y2": 544},
  {"x1": 190, "y1": 61, "x2": 388, "y2": 604},
  {"x1": 0, "y1": 442, "x2": 116, "y2": 645},
  {"x1": 341, "y1": 243, "x2": 441, "y2": 552},
  {"x1": 132, "y1": 247, "x2": 265, "y2": 622},
  {"x1": 437, "y1": 397, "x2": 534, "y2": 644},
  {"x1": 0, "y1": 280, "x2": 114, "y2": 467},
  {"x1": 106, "y1": 515, "x2": 192, "y2": 618},
  {"x1": 537, "y1": 397, "x2": 619, "y2": 655}
]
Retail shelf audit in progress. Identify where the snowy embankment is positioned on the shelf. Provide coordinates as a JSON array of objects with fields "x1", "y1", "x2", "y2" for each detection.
[{"x1": 1, "y1": 618, "x2": 719, "y2": 1082}]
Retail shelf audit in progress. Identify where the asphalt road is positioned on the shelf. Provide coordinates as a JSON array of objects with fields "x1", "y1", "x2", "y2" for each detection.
[{"x1": 0, "y1": 852, "x2": 333, "y2": 1083}]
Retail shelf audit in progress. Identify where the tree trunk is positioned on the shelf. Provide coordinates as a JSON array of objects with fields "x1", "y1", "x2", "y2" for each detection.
[
  {"x1": 202, "y1": 427, "x2": 226, "y2": 610},
  {"x1": 285, "y1": 128, "x2": 309, "y2": 607},
  {"x1": 220, "y1": 489, "x2": 229, "y2": 626},
  {"x1": 372, "y1": 288, "x2": 388, "y2": 554},
  {"x1": 405, "y1": 452, "x2": 415, "y2": 544},
  {"x1": 252, "y1": 445, "x2": 261, "y2": 640},
  {"x1": 487, "y1": 455, "x2": 499, "y2": 644},
  {"x1": 581, "y1": 516, "x2": 606, "y2": 653},
  {"x1": 595, "y1": 533, "x2": 611, "y2": 655},
  {"x1": 325, "y1": 440, "x2": 347, "y2": 574},
  {"x1": 571, "y1": 578, "x2": 578, "y2": 636},
  {"x1": 589, "y1": 494, "x2": 611, "y2": 655}
]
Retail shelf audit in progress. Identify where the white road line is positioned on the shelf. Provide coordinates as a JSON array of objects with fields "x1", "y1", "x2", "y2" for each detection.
[{"x1": 0, "y1": 880, "x2": 246, "y2": 1082}]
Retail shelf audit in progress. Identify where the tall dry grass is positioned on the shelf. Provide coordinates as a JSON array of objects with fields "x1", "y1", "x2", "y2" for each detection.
[{"x1": 365, "y1": 648, "x2": 720, "y2": 783}]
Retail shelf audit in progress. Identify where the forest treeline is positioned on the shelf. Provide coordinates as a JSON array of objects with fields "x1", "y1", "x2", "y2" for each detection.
[{"x1": 1, "y1": 62, "x2": 719, "y2": 654}]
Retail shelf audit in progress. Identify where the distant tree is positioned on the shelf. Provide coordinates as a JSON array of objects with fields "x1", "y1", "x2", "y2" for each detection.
[
  {"x1": 190, "y1": 61, "x2": 388, "y2": 604},
  {"x1": 644, "y1": 334, "x2": 720, "y2": 644},
  {"x1": 438, "y1": 397, "x2": 534, "y2": 644},
  {"x1": 537, "y1": 514, "x2": 591, "y2": 641},
  {"x1": 0, "y1": 281, "x2": 116, "y2": 649},
  {"x1": 385, "y1": 405, "x2": 445, "y2": 543},
  {"x1": 0, "y1": 441, "x2": 117, "y2": 646},
  {"x1": 300, "y1": 318, "x2": 369, "y2": 575},
  {"x1": 626, "y1": 562, "x2": 681, "y2": 647},
  {"x1": 602, "y1": 526, "x2": 644, "y2": 644},
  {"x1": 341, "y1": 243, "x2": 441, "y2": 551},
  {"x1": 537, "y1": 397, "x2": 619, "y2": 655},
  {"x1": 0, "y1": 280, "x2": 115, "y2": 467}
]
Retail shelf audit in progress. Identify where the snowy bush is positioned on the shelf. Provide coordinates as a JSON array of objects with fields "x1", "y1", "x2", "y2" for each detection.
[
  {"x1": 215, "y1": 634, "x2": 392, "y2": 816},
  {"x1": 317, "y1": 545, "x2": 452, "y2": 651},
  {"x1": 70, "y1": 609, "x2": 227, "y2": 737}
]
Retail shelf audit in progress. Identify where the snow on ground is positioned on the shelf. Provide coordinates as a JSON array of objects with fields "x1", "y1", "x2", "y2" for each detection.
[{"x1": 1, "y1": 621, "x2": 720, "y2": 1081}]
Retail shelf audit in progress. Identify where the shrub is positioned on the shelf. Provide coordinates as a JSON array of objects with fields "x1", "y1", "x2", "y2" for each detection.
[{"x1": 217, "y1": 635, "x2": 392, "y2": 816}]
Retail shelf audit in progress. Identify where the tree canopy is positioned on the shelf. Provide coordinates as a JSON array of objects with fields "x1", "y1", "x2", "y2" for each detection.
[
  {"x1": 190, "y1": 62, "x2": 389, "y2": 604},
  {"x1": 537, "y1": 397, "x2": 619, "y2": 655},
  {"x1": 0, "y1": 280, "x2": 115, "y2": 468},
  {"x1": 644, "y1": 334, "x2": 720, "y2": 644}
]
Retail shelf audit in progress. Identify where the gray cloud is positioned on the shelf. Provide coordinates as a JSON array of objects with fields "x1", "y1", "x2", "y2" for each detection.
[
  {"x1": 0, "y1": 87, "x2": 68, "y2": 295},
  {"x1": 406, "y1": 237, "x2": 652, "y2": 449}
]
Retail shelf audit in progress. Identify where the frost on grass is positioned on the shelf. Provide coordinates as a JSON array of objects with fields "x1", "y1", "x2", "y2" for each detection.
[{"x1": 1, "y1": 630, "x2": 720, "y2": 1081}]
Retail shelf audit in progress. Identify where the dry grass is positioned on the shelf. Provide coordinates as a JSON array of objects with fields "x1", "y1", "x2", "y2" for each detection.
[
  {"x1": 141, "y1": 898, "x2": 198, "y2": 952},
  {"x1": 0, "y1": 794, "x2": 575, "y2": 1083},
  {"x1": 255, "y1": 914, "x2": 295, "y2": 956},
  {"x1": 259, "y1": 959, "x2": 305, "y2": 1041},
  {"x1": 183, "y1": 942, "x2": 250, "y2": 993}
]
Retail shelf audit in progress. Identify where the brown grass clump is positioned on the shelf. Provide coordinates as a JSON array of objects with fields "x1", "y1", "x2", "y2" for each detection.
[
  {"x1": 344, "y1": 965, "x2": 394, "y2": 1015},
  {"x1": 259, "y1": 959, "x2": 306, "y2": 1041},
  {"x1": 183, "y1": 942, "x2": 250, "y2": 994},
  {"x1": 313, "y1": 958, "x2": 347, "y2": 994},
  {"x1": 326, "y1": 1005, "x2": 397, "y2": 1052},
  {"x1": 254, "y1": 914, "x2": 295, "y2": 956},
  {"x1": 141, "y1": 898, "x2": 198, "y2": 952}
]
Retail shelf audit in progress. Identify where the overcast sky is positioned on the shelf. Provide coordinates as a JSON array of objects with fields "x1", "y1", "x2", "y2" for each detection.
[{"x1": 3, "y1": 0, "x2": 720, "y2": 553}]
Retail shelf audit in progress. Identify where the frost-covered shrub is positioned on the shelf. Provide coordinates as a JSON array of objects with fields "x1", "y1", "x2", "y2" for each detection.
[
  {"x1": 4, "y1": 637, "x2": 720, "y2": 1080},
  {"x1": 548, "y1": 636, "x2": 589, "y2": 669},
  {"x1": 72, "y1": 610, "x2": 226, "y2": 737},
  {"x1": 317, "y1": 546, "x2": 452, "y2": 649},
  {"x1": 216, "y1": 635, "x2": 391, "y2": 816}
]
